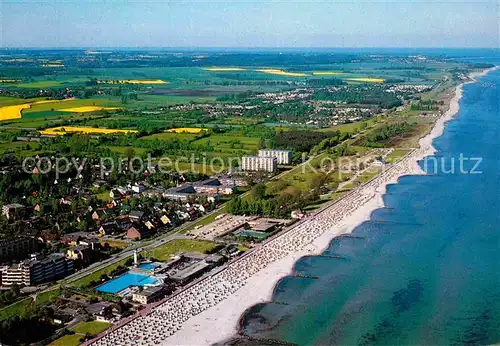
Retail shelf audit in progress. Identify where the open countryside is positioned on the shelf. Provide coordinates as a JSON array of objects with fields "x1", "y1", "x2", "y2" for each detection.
[{"x1": 0, "y1": 47, "x2": 495, "y2": 346}]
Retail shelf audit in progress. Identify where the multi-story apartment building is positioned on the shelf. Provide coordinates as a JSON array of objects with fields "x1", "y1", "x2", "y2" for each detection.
[
  {"x1": 258, "y1": 149, "x2": 293, "y2": 165},
  {"x1": 0, "y1": 237, "x2": 39, "y2": 263},
  {"x1": 0, "y1": 253, "x2": 74, "y2": 286},
  {"x1": 241, "y1": 156, "x2": 277, "y2": 172}
]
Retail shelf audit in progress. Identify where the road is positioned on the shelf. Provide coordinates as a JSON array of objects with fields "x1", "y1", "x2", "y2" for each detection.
[{"x1": 62, "y1": 234, "x2": 190, "y2": 284}]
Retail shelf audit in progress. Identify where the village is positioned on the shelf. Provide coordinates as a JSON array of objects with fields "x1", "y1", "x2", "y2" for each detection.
[{"x1": 0, "y1": 146, "x2": 307, "y2": 343}]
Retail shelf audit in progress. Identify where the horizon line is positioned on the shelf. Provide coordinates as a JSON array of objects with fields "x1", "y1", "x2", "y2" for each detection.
[{"x1": 0, "y1": 46, "x2": 498, "y2": 50}]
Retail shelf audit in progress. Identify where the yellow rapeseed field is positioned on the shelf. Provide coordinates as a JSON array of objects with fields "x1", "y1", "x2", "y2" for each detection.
[
  {"x1": 0, "y1": 79, "x2": 20, "y2": 83},
  {"x1": 0, "y1": 104, "x2": 30, "y2": 121},
  {"x1": 31, "y1": 98, "x2": 75, "y2": 105},
  {"x1": 166, "y1": 127, "x2": 207, "y2": 134},
  {"x1": 256, "y1": 69, "x2": 307, "y2": 77},
  {"x1": 347, "y1": 78, "x2": 385, "y2": 83},
  {"x1": 312, "y1": 72, "x2": 345, "y2": 75},
  {"x1": 40, "y1": 126, "x2": 137, "y2": 136},
  {"x1": 204, "y1": 67, "x2": 247, "y2": 72},
  {"x1": 97, "y1": 79, "x2": 168, "y2": 84},
  {"x1": 0, "y1": 98, "x2": 76, "y2": 121},
  {"x1": 59, "y1": 106, "x2": 121, "y2": 113}
]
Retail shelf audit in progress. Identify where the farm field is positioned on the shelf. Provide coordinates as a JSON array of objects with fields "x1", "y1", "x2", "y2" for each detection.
[
  {"x1": 0, "y1": 103, "x2": 30, "y2": 120},
  {"x1": 40, "y1": 126, "x2": 138, "y2": 136},
  {"x1": 255, "y1": 69, "x2": 307, "y2": 77},
  {"x1": 166, "y1": 127, "x2": 207, "y2": 134},
  {"x1": 192, "y1": 134, "x2": 260, "y2": 154},
  {"x1": 140, "y1": 132, "x2": 199, "y2": 141},
  {"x1": 347, "y1": 77, "x2": 385, "y2": 83},
  {"x1": 97, "y1": 79, "x2": 167, "y2": 84},
  {"x1": 59, "y1": 106, "x2": 121, "y2": 113},
  {"x1": 204, "y1": 67, "x2": 247, "y2": 71},
  {"x1": 103, "y1": 146, "x2": 149, "y2": 155}
]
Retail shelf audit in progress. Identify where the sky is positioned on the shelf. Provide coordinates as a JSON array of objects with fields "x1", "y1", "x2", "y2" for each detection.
[{"x1": 0, "y1": 0, "x2": 498, "y2": 48}]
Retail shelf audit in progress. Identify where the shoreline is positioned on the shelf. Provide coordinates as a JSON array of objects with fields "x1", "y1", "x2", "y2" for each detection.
[
  {"x1": 165, "y1": 68, "x2": 492, "y2": 345},
  {"x1": 87, "y1": 67, "x2": 495, "y2": 346}
]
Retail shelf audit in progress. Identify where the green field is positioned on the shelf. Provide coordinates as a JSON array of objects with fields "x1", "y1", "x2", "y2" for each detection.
[
  {"x1": 103, "y1": 145, "x2": 148, "y2": 156},
  {"x1": 0, "y1": 298, "x2": 33, "y2": 320},
  {"x1": 73, "y1": 321, "x2": 111, "y2": 336},
  {"x1": 192, "y1": 135, "x2": 260, "y2": 154},
  {"x1": 148, "y1": 239, "x2": 218, "y2": 261},
  {"x1": 49, "y1": 334, "x2": 83, "y2": 346},
  {"x1": 386, "y1": 148, "x2": 411, "y2": 163},
  {"x1": 140, "y1": 132, "x2": 198, "y2": 141}
]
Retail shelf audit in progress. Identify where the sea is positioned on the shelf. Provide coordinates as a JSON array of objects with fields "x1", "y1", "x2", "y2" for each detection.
[{"x1": 232, "y1": 54, "x2": 500, "y2": 345}]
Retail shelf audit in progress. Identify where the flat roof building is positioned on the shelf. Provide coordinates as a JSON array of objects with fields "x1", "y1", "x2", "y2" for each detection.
[
  {"x1": 241, "y1": 156, "x2": 277, "y2": 173},
  {"x1": 169, "y1": 261, "x2": 211, "y2": 285},
  {"x1": 0, "y1": 253, "x2": 74, "y2": 286},
  {"x1": 258, "y1": 149, "x2": 293, "y2": 165},
  {"x1": 132, "y1": 285, "x2": 165, "y2": 305}
]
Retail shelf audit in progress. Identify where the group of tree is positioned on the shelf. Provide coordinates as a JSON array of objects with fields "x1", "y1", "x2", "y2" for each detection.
[{"x1": 363, "y1": 122, "x2": 415, "y2": 147}]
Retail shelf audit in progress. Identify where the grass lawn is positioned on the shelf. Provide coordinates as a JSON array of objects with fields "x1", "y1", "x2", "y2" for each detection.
[
  {"x1": 386, "y1": 148, "x2": 411, "y2": 163},
  {"x1": 192, "y1": 135, "x2": 260, "y2": 154},
  {"x1": 149, "y1": 239, "x2": 218, "y2": 261},
  {"x1": 48, "y1": 334, "x2": 83, "y2": 346},
  {"x1": 73, "y1": 321, "x2": 111, "y2": 336},
  {"x1": 318, "y1": 118, "x2": 378, "y2": 134},
  {"x1": 35, "y1": 288, "x2": 61, "y2": 306},
  {"x1": 69, "y1": 257, "x2": 131, "y2": 288},
  {"x1": 0, "y1": 298, "x2": 33, "y2": 321},
  {"x1": 354, "y1": 167, "x2": 382, "y2": 184}
]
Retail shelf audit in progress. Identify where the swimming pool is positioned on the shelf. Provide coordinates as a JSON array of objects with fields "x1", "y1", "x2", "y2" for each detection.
[
  {"x1": 96, "y1": 272, "x2": 157, "y2": 294},
  {"x1": 137, "y1": 263, "x2": 157, "y2": 270}
]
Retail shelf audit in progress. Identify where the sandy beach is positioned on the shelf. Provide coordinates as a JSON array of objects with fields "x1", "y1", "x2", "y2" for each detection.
[{"x1": 87, "y1": 68, "x2": 495, "y2": 346}]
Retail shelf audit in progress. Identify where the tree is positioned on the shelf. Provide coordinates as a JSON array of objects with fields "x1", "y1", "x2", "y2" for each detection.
[{"x1": 250, "y1": 183, "x2": 266, "y2": 200}]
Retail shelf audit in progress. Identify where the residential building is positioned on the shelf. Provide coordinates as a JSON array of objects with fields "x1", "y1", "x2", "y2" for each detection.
[
  {"x1": 127, "y1": 226, "x2": 150, "y2": 240},
  {"x1": 241, "y1": 156, "x2": 277, "y2": 172},
  {"x1": 0, "y1": 237, "x2": 39, "y2": 263},
  {"x1": 258, "y1": 149, "x2": 293, "y2": 165},
  {"x1": 67, "y1": 245, "x2": 93, "y2": 263},
  {"x1": 129, "y1": 210, "x2": 144, "y2": 221},
  {"x1": 0, "y1": 253, "x2": 74, "y2": 286}
]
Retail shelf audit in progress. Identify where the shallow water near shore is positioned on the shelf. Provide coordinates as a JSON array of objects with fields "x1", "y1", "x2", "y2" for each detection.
[{"x1": 235, "y1": 69, "x2": 500, "y2": 344}]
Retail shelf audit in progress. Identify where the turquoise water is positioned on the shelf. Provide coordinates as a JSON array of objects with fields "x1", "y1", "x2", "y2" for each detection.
[
  {"x1": 235, "y1": 68, "x2": 500, "y2": 344},
  {"x1": 96, "y1": 272, "x2": 157, "y2": 294},
  {"x1": 138, "y1": 263, "x2": 157, "y2": 270}
]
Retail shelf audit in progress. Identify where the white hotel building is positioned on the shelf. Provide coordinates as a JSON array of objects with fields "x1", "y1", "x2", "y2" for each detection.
[
  {"x1": 258, "y1": 149, "x2": 293, "y2": 165},
  {"x1": 241, "y1": 156, "x2": 277, "y2": 172}
]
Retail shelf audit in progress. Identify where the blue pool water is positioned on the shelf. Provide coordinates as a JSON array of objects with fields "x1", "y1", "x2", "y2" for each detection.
[
  {"x1": 96, "y1": 272, "x2": 157, "y2": 294},
  {"x1": 137, "y1": 263, "x2": 157, "y2": 270}
]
